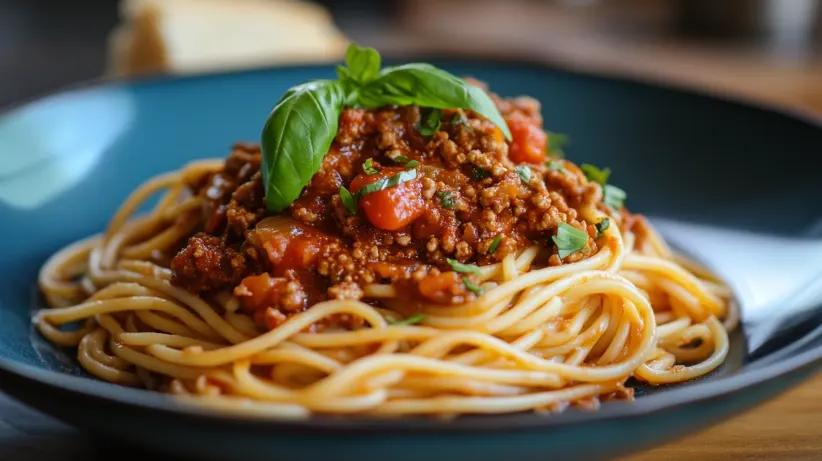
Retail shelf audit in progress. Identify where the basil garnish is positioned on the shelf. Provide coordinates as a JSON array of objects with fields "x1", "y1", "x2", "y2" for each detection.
[
  {"x1": 436, "y1": 191, "x2": 455, "y2": 209},
  {"x1": 595, "y1": 218, "x2": 610, "y2": 238},
  {"x1": 603, "y1": 184, "x2": 626, "y2": 210},
  {"x1": 261, "y1": 44, "x2": 512, "y2": 213},
  {"x1": 488, "y1": 235, "x2": 502, "y2": 254},
  {"x1": 447, "y1": 258, "x2": 482, "y2": 275},
  {"x1": 516, "y1": 165, "x2": 532, "y2": 184},
  {"x1": 552, "y1": 223, "x2": 589, "y2": 259},
  {"x1": 363, "y1": 158, "x2": 378, "y2": 174},
  {"x1": 417, "y1": 109, "x2": 443, "y2": 137},
  {"x1": 462, "y1": 277, "x2": 484, "y2": 295},
  {"x1": 340, "y1": 186, "x2": 357, "y2": 216},
  {"x1": 388, "y1": 313, "x2": 427, "y2": 326}
]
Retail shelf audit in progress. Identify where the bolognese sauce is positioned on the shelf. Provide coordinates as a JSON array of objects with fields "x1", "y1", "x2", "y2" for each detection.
[{"x1": 170, "y1": 86, "x2": 604, "y2": 330}]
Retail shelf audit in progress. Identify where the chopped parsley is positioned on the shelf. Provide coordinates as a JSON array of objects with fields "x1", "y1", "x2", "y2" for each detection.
[
  {"x1": 436, "y1": 191, "x2": 455, "y2": 209},
  {"x1": 388, "y1": 313, "x2": 427, "y2": 326},
  {"x1": 581, "y1": 163, "x2": 611, "y2": 186},
  {"x1": 339, "y1": 186, "x2": 357, "y2": 216},
  {"x1": 546, "y1": 132, "x2": 570, "y2": 158},
  {"x1": 362, "y1": 158, "x2": 378, "y2": 175},
  {"x1": 393, "y1": 156, "x2": 410, "y2": 163},
  {"x1": 516, "y1": 165, "x2": 532, "y2": 184},
  {"x1": 552, "y1": 222, "x2": 589, "y2": 259},
  {"x1": 471, "y1": 167, "x2": 491, "y2": 181},
  {"x1": 595, "y1": 218, "x2": 610, "y2": 238},
  {"x1": 603, "y1": 184, "x2": 626, "y2": 210},
  {"x1": 546, "y1": 161, "x2": 565, "y2": 172},
  {"x1": 417, "y1": 109, "x2": 443, "y2": 136},
  {"x1": 462, "y1": 277, "x2": 484, "y2": 295},
  {"x1": 447, "y1": 258, "x2": 481, "y2": 276},
  {"x1": 488, "y1": 235, "x2": 502, "y2": 254},
  {"x1": 404, "y1": 160, "x2": 420, "y2": 168}
]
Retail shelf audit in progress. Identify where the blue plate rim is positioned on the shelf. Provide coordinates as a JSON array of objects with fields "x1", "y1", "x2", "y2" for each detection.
[{"x1": 1, "y1": 57, "x2": 822, "y2": 433}]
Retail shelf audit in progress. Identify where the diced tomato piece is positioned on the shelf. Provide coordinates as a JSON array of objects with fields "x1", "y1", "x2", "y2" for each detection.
[
  {"x1": 505, "y1": 115, "x2": 547, "y2": 164},
  {"x1": 235, "y1": 273, "x2": 277, "y2": 310},
  {"x1": 350, "y1": 167, "x2": 425, "y2": 231},
  {"x1": 417, "y1": 271, "x2": 465, "y2": 304}
]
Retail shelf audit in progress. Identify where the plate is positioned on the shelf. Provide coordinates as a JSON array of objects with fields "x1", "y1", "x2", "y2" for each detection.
[{"x1": 1, "y1": 60, "x2": 822, "y2": 461}]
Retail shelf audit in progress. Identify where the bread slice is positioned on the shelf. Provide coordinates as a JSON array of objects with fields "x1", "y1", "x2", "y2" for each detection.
[{"x1": 108, "y1": 0, "x2": 348, "y2": 77}]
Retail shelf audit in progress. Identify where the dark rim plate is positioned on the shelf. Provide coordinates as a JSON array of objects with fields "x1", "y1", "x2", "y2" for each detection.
[{"x1": 1, "y1": 57, "x2": 821, "y2": 434}]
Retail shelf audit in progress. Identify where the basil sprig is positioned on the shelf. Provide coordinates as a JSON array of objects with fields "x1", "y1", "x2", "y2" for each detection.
[
  {"x1": 261, "y1": 43, "x2": 512, "y2": 212},
  {"x1": 552, "y1": 223, "x2": 589, "y2": 259}
]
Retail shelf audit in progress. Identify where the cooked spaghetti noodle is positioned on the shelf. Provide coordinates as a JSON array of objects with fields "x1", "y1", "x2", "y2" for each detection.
[{"x1": 36, "y1": 81, "x2": 735, "y2": 417}]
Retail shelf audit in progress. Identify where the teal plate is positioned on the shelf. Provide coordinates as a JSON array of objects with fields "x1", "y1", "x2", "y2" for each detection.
[{"x1": 1, "y1": 60, "x2": 822, "y2": 461}]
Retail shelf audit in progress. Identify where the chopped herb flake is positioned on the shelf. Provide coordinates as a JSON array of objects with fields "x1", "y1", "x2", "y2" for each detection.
[
  {"x1": 388, "y1": 313, "x2": 427, "y2": 326},
  {"x1": 447, "y1": 258, "x2": 481, "y2": 275},
  {"x1": 547, "y1": 161, "x2": 565, "y2": 172},
  {"x1": 405, "y1": 160, "x2": 420, "y2": 168},
  {"x1": 393, "y1": 156, "x2": 410, "y2": 163},
  {"x1": 471, "y1": 167, "x2": 491, "y2": 181},
  {"x1": 603, "y1": 184, "x2": 626, "y2": 210},
  {"x1": 595, "y1": 218, "x2": 610, "y2": 238},
  {"x1": 362, "y1": 158, "x2": 378, "y2": 175},
  {"x1": 417, "y1": 109, "x2": 443, "y2": 136},
  {"x1": 552, "y1": 222, "x2": 589, "y2": 259},
  {"x1": 488, "y1": 235, "x2": 502, "y2": 254},
  {"x1": 436, "y1": 191, "x2": 455, "y2": 209},
  {"x1": 581, "y1": 164, "x2": 611, "y2": 186},
  {"x1": 516, "y1": 165, "x2": 532, "y2": 184},
  {"x1": 339, "y1": 186, "x2": 357, "y2": 216},
  {"x1": 462, "y1": 277, "x2": 484, "y2": 295},
  {"x1": 357, "y1": 169, "x2": 418, "y2": 198}
]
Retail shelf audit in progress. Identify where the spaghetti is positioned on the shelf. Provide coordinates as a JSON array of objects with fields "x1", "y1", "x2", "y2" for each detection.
[{"x1": 35, "y1": 81, "x2": 735, "y2": 417}]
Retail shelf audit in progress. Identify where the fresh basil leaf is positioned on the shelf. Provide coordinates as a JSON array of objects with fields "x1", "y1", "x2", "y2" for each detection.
[
  {"x1": 595, "y1": 218, "x2": 610, "y2": 238},
  {"x1": 344, "y1": 44, "x2": 381, "y2": 85},
  {"x1": 405, "y1": 160, "x2": 420, "y2": 168},
  {"x1": 547, "y1": 131, "x2": 570, "y2": 158},
  {"x1": 363, "y1": 158, "x2": 378, "y2": 174},
  {"x1": 262, "y1": 80, "x2": 346, "y2": 213},
  {"x1": 516, "y1": 165, "x2": 532, "y2": 184},
  {"x1": 340, "y1": 186, "x2": 358, "y2": 216},
  {"x1": 552, "y1": 222, "x2": 589, "y2": 259},
  {"x1": 355, "y1": 63, "x2": 512, "y2": 140},
  {"x1": 436, "y1": 191, "x2": 455, "y2": 209},
  {"x1": 447, "y1": 258, "x2": 481, "y2": 275},
  {"x1": 471, "y1": 167, "x2": 490, "y2": 181},
  {"x1": 392, "y1": 156, "x2": 410, "y2": 164},
  {"x1": 462, "y1": 277, "x2": 484, "y2": 295},
  {"x1": 417, "y1": 109, "x2": 442, "y2": 136},
  {"x1": 488, "y1": 235, "x2": 502, "y2": 254},
  {"x1": 388, "y1": 313, "x2": 427, "y2": 326},
  {"x1": 603, "y1": 184, "x2": 626, "y2": 210},
  {"x1": 546, "y1": 161, "x2": 565, "y2": 172},
  {"x1": 581, "y1": 164, "x2": 611, "y2": 186},
  {"x1": 357, "y1": 169, "x2": 417, "y2": 198}
]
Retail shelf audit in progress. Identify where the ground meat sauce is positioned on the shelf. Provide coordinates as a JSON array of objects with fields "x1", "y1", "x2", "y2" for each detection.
[{"x1": 170, "y1": 85, "x2": 605, "y2": 330}]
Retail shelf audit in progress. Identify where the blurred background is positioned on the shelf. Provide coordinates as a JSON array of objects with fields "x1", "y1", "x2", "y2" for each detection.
[{"x1": 1, "y1": 0, "x2": 821, "y2": 111}]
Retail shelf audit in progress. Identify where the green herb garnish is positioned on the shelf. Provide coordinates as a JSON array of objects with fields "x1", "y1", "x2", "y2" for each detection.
[
  {"x1": 447, "y1": 258, "x2": 481, "y2": 275},
  {"x1": 552, "y1": 223, "x2": 589, "y2": 259},
  {"x1": 405, "y1": 160, "x2": 420, "y2": 168},
  {"x1": 581, "y1": 164, "x2": 611, "y2": 186},
  {"x1": 262, "y1": 43, "x2": 511, "y2": 212},
  {"x1": 516, "y1": 165, "x2": 532, "y2": 184},
  {"x1": 436, "y1": 191, "x2": 455, "y2": 209},
  {"x1": 362, "y1": 158, "x2": 378, "y2": 175},
  {"x1": 358, "y1": 169, "x2": 418, "y2": 198},
  {"x1": 603, "y1": 184, "x2": 626, "y2": 210},
  {"x1": 488, "y1": 235, "x2": 502, "y2": 254},
  {"x1": 546, "y1": 132, "x2": 570, "y2": 158},
  {"x1": 471, "y1": 167, "x2": 491, "y2": 181},
  {"x1": 340, "y1": 186, "x2": 357, "y2": 216},
  {"x1": 462, "y1": 277, "x2": 484, "y2": 295},
  {"x1": 595, "y1": 218, "x2": 610, "y2": 238},
  {"x1": 547, "y1": 161, "x2": 565, "y2": 172},
  {"x1": 393, "y1": 156, "x2": 410, "y2": 164},
  {"x1": 388, "y1": 313, "x2": 427, "y2": 326},
  {"x1": 417, "y1": 109, "x2": 443, "y2": 137}
]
